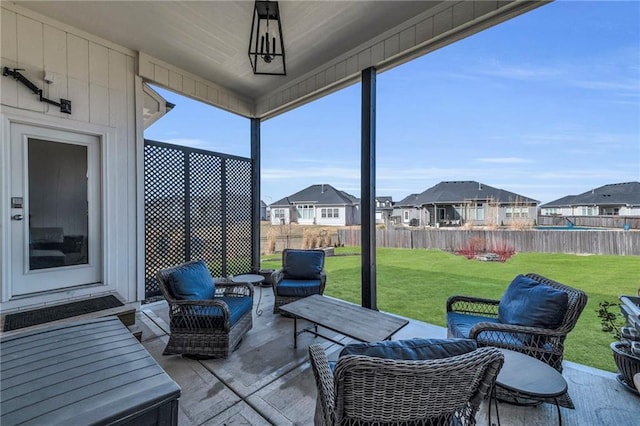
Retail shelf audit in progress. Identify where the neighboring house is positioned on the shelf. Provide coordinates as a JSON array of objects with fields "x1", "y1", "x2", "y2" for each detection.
[
  {"x1": 394, "y1": 181, "x2": 539, "y2": 227},
  {"x1": 540, "y1": 182, "x2": 640, "y2": 216},
  {"x1": 269, "y1": 184, "x2": 360, "y2": 226},
  {"x1": 260, "y1": 200, "x2": 267, "y2": 221},
  {"x1": 375, "y1": 196, "x2": 394, "y2": 224}
]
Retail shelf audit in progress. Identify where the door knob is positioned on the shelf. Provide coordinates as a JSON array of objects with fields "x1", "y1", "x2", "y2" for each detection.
[{"x1": 11, "y1": 214, "x2": 23, "y2": 221}]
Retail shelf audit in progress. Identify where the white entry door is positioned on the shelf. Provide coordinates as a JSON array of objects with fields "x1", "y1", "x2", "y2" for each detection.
[{"x1": 10, "y1": 123, "x2": 102, "y2": 296}]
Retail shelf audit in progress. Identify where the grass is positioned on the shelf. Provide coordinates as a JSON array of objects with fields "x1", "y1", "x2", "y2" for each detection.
[{"x1": 261, "y1": 247, "x2": 640, "y2": 372}]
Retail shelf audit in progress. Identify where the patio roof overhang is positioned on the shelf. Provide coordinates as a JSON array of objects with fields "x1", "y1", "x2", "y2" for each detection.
[
  {"x1": 9, "y1": 0, "x2": 551, "y2": 309},
  {"x1": 16, "y1": 0, "x2": 549, "y2": 120}
]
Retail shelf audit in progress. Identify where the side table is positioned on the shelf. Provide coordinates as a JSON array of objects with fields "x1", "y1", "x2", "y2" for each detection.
[
  {"x1": 231, "y1": 274, "x2": 265, "y2": 316},
  {"x1": 490, "y1": 348, "x2": 567, "y2": 426}
]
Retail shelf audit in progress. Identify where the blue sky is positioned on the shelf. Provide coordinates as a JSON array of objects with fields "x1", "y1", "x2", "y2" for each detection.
[{"x1": 145, "y1": 1, "x2": 640, "y2": 205}]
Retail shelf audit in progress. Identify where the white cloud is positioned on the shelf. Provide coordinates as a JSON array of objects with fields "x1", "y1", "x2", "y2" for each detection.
[
  {"x1": 476, "y1": 60, "x2": 565, "y2": 81},
  {"x1": 477, "y1": 157, "x2": 533, "y2": 164}
]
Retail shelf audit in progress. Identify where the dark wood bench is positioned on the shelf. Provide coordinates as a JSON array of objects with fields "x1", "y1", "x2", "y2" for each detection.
[{"x1": 1, "y1": 316, "x2": 180, "y2": 425}]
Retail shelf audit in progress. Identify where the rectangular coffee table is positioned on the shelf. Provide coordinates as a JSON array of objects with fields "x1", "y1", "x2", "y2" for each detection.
[{"x1": 279, "y1": 295, "x2": 409, "y2": 348}]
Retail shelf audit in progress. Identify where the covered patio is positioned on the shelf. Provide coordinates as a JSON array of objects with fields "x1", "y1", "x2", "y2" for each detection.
[
  {"x1": 2, "y1": 0, "x2": 553, "y2": 314},
  {"x1": 3, "y1": 2, "x2": 638, "y2": 425},
  {"x1": 136, "y1": 290, "x2": 639, "y2": 425}
]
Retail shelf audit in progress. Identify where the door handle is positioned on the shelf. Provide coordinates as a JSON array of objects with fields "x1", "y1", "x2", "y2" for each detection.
[{"x1": 11, "y1": 214, "x2": 23, "y2": 221}]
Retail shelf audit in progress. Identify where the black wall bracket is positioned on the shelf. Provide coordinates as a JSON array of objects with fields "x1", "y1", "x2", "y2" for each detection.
[{"x1": 3, "y1": 67, "x2": 71, "y2": 114}]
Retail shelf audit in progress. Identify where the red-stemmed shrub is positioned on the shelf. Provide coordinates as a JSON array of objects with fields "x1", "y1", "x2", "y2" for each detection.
[
  {"x1": 489, "y1": 240, "x2": 516, "y2": 262},
  {"x1": 456, "y1": 237, "x2": 483, "y2": 259}
]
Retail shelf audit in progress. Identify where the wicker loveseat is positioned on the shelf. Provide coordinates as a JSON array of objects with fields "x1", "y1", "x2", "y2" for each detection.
[
  {"x1": 157, "y1": 260, "x2": 254, "y2": 358},
  {"x1": 273, "y1": 249, "x2": 327, "y2": 314},
  {"x1": 446, "y1": 272, "x2": 587, "y2": 408},
  {"x1": 309, "y1": 338, "x2": 504, "y2": 426}
]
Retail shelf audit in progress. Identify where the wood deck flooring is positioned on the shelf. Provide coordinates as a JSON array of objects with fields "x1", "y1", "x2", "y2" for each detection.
[{"x1": 136, "y1": 287, "x2": 639, "y2": 426}]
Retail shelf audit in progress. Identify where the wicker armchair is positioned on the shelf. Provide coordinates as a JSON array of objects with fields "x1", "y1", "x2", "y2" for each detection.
[
  {"x1": 273, "y1": 249, "x2": 327, "y2": 314},
  {"x1": 446, "y1": 273, "x2": 587, "y2": 408},
  {"x1": 309, "y1": 343, "x2": 504, "y2": 426},
  {"x1": 157, "y1": 260, "x2": 254, "y2": 358}
]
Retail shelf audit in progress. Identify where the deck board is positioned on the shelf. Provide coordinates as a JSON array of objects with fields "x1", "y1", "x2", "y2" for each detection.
[{"x1": 138, "y1": 289, "x2": 640, "y2": 426}]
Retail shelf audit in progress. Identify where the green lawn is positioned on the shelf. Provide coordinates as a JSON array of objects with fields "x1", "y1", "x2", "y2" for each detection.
[{"x1": 261, "y1": 247, "x2": 640, "y2": 372}]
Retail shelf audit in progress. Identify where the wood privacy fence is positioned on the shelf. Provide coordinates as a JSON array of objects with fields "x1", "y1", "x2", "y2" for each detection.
[
  {"x1": 538, "y1": 215, "x2": 640, "y2": 229},
  {"x1": 337, "y1": 228, "x2": 640, "y2": 256}
]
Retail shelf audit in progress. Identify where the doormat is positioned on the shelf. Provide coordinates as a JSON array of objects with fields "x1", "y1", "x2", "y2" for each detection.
[{"x1": 3, "y1": 295, "x2": 124, "y2": 332}]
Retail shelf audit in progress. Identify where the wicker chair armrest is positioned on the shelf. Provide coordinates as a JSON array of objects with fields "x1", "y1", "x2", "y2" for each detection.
[
  {"x1": 272, "y1": 268, "x2": 285, "y2": 285},
  {"x1": 214, "y1": 282, "x2": 254, "y2": 298},
  {"x1": 319, "y1": 270, "x2": 327, "y2": 293},
  {"x1": 447, "y1": 295, "x2": 500, "y2": 316},
  {"x1": 469, "y1": 321, "x2": 566, "y2": 339},
  {"x1": 167, "y1": 298, "x2": 240, "y2": 332},
  {"x1": 309, "y1": 344, "x2": 335, "y2": 426},
  {"x1": 168, "y1": 298, "x2": 230, "y2": 310}
]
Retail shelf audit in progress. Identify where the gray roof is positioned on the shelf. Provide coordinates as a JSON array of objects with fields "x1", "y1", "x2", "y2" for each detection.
[
  {"x1": 271, "y1": 184, "x2": 359, "y2": 207},
  {"x1": 396, "y1": 193, "x2": 420, "y2": 206},
  {"x1": 540, "y1": 182, "x2": 640, "y2": 208},
  {"x1": 398, "y1": 181, "x2": 538, "y2": 207}
]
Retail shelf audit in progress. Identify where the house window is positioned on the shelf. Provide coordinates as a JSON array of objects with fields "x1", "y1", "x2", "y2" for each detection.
[
  {"x1": 321, "y1": 208, "x2": 327, "y2": 218},
  {"x1": 404, "y1": 211, "x2": 409, "y2": 221},
  {"x1": 297, "y1": 204, "x2": 314, "y2": 220},
  {"x1": 472, "y1": 204, "x2": 484, "y2": 221},
  {"x1": 333, "y1": 208, "x2": 339, "y2": 218},
  {"x1": 273, "y1": 208, "x2": 285, "y2": 219},
  {"x1": 507, "y1": 207, "x2": 528, "y2": 219}
]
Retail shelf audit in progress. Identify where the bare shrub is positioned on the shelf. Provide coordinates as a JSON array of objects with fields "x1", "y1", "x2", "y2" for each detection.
[
  {"x1": 456, "y1": 237, "x2": 484, "y2": 259},
  {"x1": 266, "y1": 228, "x2": 277, "y2": 254},
  {"x1": 488, "y1": 240, "x2": 516, "y2": 262}
]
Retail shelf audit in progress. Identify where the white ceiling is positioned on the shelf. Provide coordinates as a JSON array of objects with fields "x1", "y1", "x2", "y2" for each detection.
[{"x1": 16, "y1": 1, "x2": 547, "y2": 118}]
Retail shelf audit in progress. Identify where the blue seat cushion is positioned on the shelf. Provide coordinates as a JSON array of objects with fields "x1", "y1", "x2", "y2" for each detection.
[
  {"x1": 447, "y1": 312, "x2": 526, "y2": 348},
  {"x1": 283, "y1": 250, "x2": 324, "y2": 279},
  {"x1": 498, "y1": 275, "x2": 569, "y2": 329},
  {"x1": 338, "y1": 337, "x2": 477, "y2": 361},
  {"x1": 276, "y1": 279, "x2": 322, "y2": 297},
  {"x1": 172, "y1": 296, "x2": 252, "y2": 328},
  {"x1": 168, "y1": 260, "x2": 215, "y2": 300}
]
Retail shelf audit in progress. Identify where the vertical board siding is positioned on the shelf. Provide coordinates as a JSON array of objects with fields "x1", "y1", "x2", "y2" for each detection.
[
  {"x1": 337, "y1": 229, "x2": 640, "y2": 256},
  {"x1": 16, "y1": 15, "x2": 44, "y2": 112},
  {"x1": 1, "y1": 9, "x2": 19, "y2": 107},
  {"x1": 2, "y1": 5, "x2": 138, "y2": 302}
]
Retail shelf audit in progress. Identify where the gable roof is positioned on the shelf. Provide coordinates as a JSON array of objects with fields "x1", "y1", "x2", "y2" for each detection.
[
  {"x1": 540, "y1": 182, "x2": 640, "y2": 208},
  {"x1": 271, "y1": 184, "x2": 359, "y2": 207},
  {"x1": 401, "y1": 181, "x2": 538, "y2": 207}
]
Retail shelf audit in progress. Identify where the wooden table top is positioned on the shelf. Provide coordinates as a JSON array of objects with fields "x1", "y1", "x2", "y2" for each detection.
[
  {"x1": 1, "y1": 317, "x2": 180, "y2": 425},
  {"x1": 279, "y1": 295, "x2": 408, "y2": 343}
]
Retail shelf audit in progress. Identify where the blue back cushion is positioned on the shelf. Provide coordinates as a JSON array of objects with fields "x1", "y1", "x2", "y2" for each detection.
[
  {"x1": 339, "y1": 338, "x2": 477, "y2": 361},
  {"x1": 283, "y1": 249, "x2": 324, "y2": 279},
  {"x1": 498, "y1": 274, "x2": 568, "y2": 329},
  {"x1": 168, "y1": 260, "x2": 215, "y2": 300}
]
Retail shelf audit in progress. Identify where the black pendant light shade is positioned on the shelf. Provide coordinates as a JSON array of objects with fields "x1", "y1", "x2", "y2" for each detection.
[{"x1": 248, "y1": 1, "x2": 286, "y2": 75}]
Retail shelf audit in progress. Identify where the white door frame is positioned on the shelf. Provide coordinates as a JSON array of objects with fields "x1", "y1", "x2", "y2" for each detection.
[{"x1": 1, "y1": 108, "x2": 117, "y2": 309}]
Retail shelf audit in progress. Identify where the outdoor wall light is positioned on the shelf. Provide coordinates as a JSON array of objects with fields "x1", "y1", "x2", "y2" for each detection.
[{"x1": 248, "y1": 1, "x2": 286, "y2": 75}]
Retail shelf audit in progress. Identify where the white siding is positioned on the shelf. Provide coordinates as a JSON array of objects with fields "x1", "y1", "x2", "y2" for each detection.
[{"x1": 1, "y1": 4, "x2": 138, "y2": 310}]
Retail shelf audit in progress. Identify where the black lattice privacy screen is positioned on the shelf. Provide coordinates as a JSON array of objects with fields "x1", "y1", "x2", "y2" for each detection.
[{"x1": 144, "y1": 140, "x2": 253, "y2": 300}]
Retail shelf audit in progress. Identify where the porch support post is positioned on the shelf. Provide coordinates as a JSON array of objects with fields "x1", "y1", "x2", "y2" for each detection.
[
  {"x1": 361, "y1": 67, "x2": 377, "y2": 310},
  {"x1": 251, "y1": 118, "x2": 261, "y2": 272}
]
